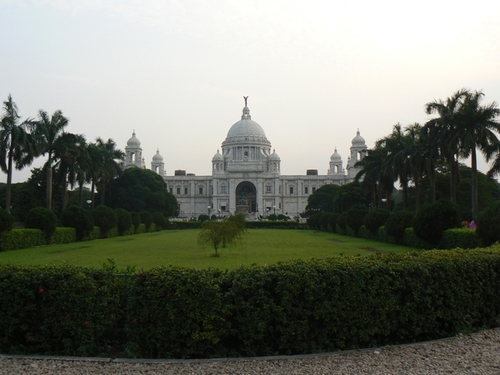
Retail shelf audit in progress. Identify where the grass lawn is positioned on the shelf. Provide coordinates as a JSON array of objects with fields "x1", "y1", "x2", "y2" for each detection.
[{"x1": 0, "y1": 229, "x2": 417, "y2": 271}]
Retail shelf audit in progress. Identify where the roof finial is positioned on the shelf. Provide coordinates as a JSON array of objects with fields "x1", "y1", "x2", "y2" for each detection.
[{"x1": 243, "y1": 96, "x2": 248, "y2": 106}]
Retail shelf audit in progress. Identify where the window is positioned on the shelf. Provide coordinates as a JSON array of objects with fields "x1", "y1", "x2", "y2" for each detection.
[
  {"x1": 312, "y1": 187, "x2": 316, "y2": 193},
  {"x1": 304, "y1": 187, "x2": 309, "y2": 194},
  {"x1": 279, "y1": 186, "x2": 282, "y2": 194},
  {"x1": 266, "y1": 185, "x2": 272, "y2": 193},
  {"x1": 199, "y1": 187, "x2": 203, "y2": 195},
  {"x1": 184, "y1": 187, "x2": 188, "y2": 195},
  {"x1": 176, "y1": 187, "x2": 181, "y2": 195},
  {"x1": 169, "y1": 188, "x2": 173, "y2": 194},
  {"x1": 289, "y1": 186, "x2": 294, "y2": 195},
  {"x1": 221, "y1": 205, "x2": 226, "y2": 212},
  {"x1": 220, "y1": 185, "x2": 227, "y2": 194}
]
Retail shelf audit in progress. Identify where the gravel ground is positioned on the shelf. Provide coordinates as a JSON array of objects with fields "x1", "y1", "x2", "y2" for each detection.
[{"x1": 1, "y1": 328, "x2": 499, "y2": 375}]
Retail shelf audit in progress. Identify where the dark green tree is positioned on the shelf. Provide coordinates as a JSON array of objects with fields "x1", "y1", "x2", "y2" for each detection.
[
  {"x1": 92, "y1": 205, "x2": 117, "y2": 238},
  {"x1": 105, "y1": 168, "x2": 178, "y2": 217},
  {"x1": 24, "y1": 207, "x2": 57, "y2": 242},
  {"x1": 477, "y1": 201, "x2": 500, "y2": 246},
  {"x1": 333, "y1": 181, "x2": 368, "y2": 213},
  {"x1": 140, "y1": 210, "x2": 153, "y2": 231},
  {"x1": 304, "y1": 184, "x2": 339, "y2": 214},
  {"x1": 61, "y1": 205, "x2": 94, "y2": 240},
  {"x1": 115, "y1": 208, "x2": 132, "y2": 235},
  {"x1": 364, "y1": 209, "x2": 390, "y2": 233},
  {"x1": 413, "y1": 199, "x2": 461, "y2": 246},
  {"x1": 385, "y1": 210, "x2": 414, "y2": 240},
  {"x1": 0, "y1": 95, "x2": 36, "y2": 212},
  {"x1": 345, "y1": 204, "x2": 369, "y2": 235},
  {"x1": 0, "y1": 207, "x2": 14, "y2": 235}
]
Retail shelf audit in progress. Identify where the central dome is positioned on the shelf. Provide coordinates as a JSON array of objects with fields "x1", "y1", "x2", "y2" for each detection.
[{"x1": 222, "y1": 101, "x2": 271, "y2": 148}]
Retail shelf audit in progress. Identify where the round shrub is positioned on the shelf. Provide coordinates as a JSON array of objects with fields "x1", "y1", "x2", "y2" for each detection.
[
  {"x1": 115, "y1": 208, "x2": 132, "y2": 235},
  {"x1": 24, "y1": 207, "x2": 57, "y2": 242},
  {"x1": 477, "y1": 201, "x2": 500, "y2": 246},
  {"x1": 385, "y1": 210, "x2": 414, "y2": 240},
  {"x1": 140, "y1": 210, "x2": 153, "y2": 231},
  {"x1": 337, "y1": 212, "x2": 347, "y2": 231},
  {"x1": 198, "y1": 214, "x2": 209, "y2": 223},
  {"x1": 92, "y1": 205, "x2": 118, "y2": 238},
  {"x1": 61, "y1": 205, "x2": 94, "y2": 240},
  {"x1": 328, "y1": 213, "x2": 339, "y2": 233},
  {"x1": 346, "y1": 204, "x2": 369, "y2": 234},
  {"x1": 364, "y1": 209, "x2": 390, "y2": 233},
  {"x1": 0, "y1": 208, "x2": 14, "y2": 234},
  {"x1": 277, "y1": 214, "x2": 289, "y2": 221},
  {"x1": 152, "y1": 211, "x2": 168, "y2": 230},
  {"x1": 413, "y1": 199, "x2": 461, "y2": 246},
  {"x1": 130, "y1": 211, "x2": 140, "y2": 233},
  {"x1": 268, "y1": 214, "x2": 278, "y2": 221},
  {"x1": 306, "y1": 213, "x2": 321, "y2": 230},
  {"x1": 319, "y1": 213, "x2": 330, "y2": 231}
]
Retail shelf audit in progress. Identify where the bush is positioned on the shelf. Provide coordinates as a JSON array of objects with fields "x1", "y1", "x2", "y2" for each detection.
[
  {"x1": 92, "y1": 205, "x2": 118, "y2": 238},
  {"x1": 115, "y1": 209, "x2": 132, "y2": 236},
  {"x1": 441, "y1": 228, "x2": 481, "y2": 249},
  {"x1": 268, "y1": 214, "x2": 278, "y2": 221},
  {"x1": 337, "y1": 212, "x2": 347, "y2": 232},
  {"x1": 197, "y1": 214, "x2": 209, "y2": 223},
  {"x1": 0, "y1": 265, "x2": 121, "y2": 356},
  {"x1": 277, "y1": 214, "x2": 289, "y2": 221},
  {"x1": 385, "y1": 210, "x2": 414, "y2": 240},
  {"x1": 61, "y1": 206, "x2": 95, "y2": 241},
  {"x1": 24, "y1": 207, "x2": 57, "y2": 242},
  {"x1": 413, "y1": 199, "x2": 461, "y2": 247},
  {"x1": 0, "y1": 228, "x2": 45, "y2": 251},
  {"x1": 477, "y1": 201, "x2": 500, "y2": 246},
  {"x1": 306, "y1": 213, "x2": 321, "y2": 230},
  {"x1": 328, "y1": 213, "x2": 339, "y2": 233},
  {"x1": 364, "y1": 209, "x2": 390, "y2": 233},
  {"x1": 152, "y1": 212, "x2": 168, "y2": 230},
  {"x1": 319, "y1": 213, "x2": 330, "y2": 231},
  {"x1": 50, "y1": 227, "x2": 77, "y2": 244},
  {"x1": 0, "y1": 208, "x2": 14, "y2": 234},
  {"x1": 140, "y1": 211, "x2": 153, "y2": 231},
  {"x1": 346, "y1": 205, "x2": 369, "y2": 235},
  {"x1": 130, "y1": 212, "x2": 140, "y2": 233}
]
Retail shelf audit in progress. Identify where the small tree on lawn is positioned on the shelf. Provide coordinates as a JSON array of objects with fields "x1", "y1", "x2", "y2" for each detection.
[{"x1": 197, "y1": 215, "x2": 246, "y2": 256}]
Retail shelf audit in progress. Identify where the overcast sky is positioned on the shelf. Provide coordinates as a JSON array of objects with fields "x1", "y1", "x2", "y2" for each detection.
[{"x1": 1, "y1": 0, "x2": 500, "y2": 184}]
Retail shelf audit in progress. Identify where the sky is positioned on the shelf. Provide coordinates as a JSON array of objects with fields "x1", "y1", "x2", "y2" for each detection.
[{"x1": 1, "y1": 0, "x2": 500, "y2": 184}]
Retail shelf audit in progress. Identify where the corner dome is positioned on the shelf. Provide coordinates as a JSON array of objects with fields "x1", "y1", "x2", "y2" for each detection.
[
  {"x1": 127, "y1": 131, "x2": 141, "y2": 147},
  {"x1": 152, "y1": 149, "x2": 163, "y2": 161},
  {"x1": 351, "y1": 129, "x2": 365, "y2": 146},
  {"x1": 330, "y1": 148, "x2": 342, "y2": 161},
  {"x1": 269, "y1": 149, "x2": 280, "y2": 160},
  {"x1": 212, "y1": 149, "x2": 223, "y2": 161}
]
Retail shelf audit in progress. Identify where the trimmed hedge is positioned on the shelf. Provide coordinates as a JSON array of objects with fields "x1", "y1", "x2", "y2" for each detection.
[
  {"x1": 0, "y1": 229, "x2": 45, "y2": 251},
  {"x1": 50, "y1": 227, "x2": 77, "y2": 245},
  {"x1": 3, "y1": 248, "x2": 500, "y2": 358},
  {"x1": 0, "y1": 265, "x2": 121, "y2": 356},
  {"x1": 440, "y1": 229, "x2": 481, "y2": 250}
]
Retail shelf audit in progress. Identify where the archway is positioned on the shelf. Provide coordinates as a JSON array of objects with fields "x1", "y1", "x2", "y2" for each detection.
[{"x1": 235, "y1": 181, "x2": 257, "y2": 213}]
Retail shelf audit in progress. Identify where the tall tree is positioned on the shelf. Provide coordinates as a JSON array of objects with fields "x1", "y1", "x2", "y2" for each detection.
[
  {"x1": 31, "y1": 109, "x2": 69, "y2": 210},
  {"x1": 424, "y1": 89, "x2": 469, "y2": 203},
  {"x1": 53, "y1": 132, "x2": 87, "y2": 211},
  {"x1": 456, "y1": 90, "x2": 500, "y2": 219},
  {"x1": 0, "y1": 95, "x2": 36, "y2": 212},
  {"x1": 93, "y1": 138, "x2": 125, "y2": 206}
]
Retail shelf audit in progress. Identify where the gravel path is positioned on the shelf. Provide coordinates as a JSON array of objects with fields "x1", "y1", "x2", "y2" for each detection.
[{"x1": 1, "y1": 328, "x2": 499, "y2": 374}]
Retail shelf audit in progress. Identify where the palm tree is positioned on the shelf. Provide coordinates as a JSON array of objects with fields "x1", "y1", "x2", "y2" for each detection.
[
  {"x1": 52, "y1": 132, "x2": 87, "y2": 211},
  {"x1": 91, "y1": 138, "x2": 125, "y2": 206},
  {"x1": 0, "y1": 95, "x2": 36, "y2": 212},
  {"x1": 456, "y1": 90, "x2": 500, "y2": 219},
  {"x1": 424, "y1": 89, "x2": 469, "y2": 203},
  {"x1": 31, "y1": 109, "x2": 69, "y2": 210}
]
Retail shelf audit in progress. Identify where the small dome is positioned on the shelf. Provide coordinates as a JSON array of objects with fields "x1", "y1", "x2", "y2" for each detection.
[
  {"x1": 269, "y1": 149, "x2": 280, "y2": 160},
  {"x1": 152, "y1": 149, "x2": 163, "y2": 161},
  {"x1": 330, "y1": 148, "x2": 342, "y2": 161},
  {"x1": 127, "y1": 131, "x2": 141, "y2": 147},
  {"x1": 351, "y1": 129, "x2": 365, "y2": 146},
  {"x1": 212, "y1": 150, "x2": 223, "y2": 161}
]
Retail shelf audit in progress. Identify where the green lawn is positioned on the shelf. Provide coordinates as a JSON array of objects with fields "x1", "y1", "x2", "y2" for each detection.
[{"x1": 0, "y1": 229, "x2": 417, "y2": 271}]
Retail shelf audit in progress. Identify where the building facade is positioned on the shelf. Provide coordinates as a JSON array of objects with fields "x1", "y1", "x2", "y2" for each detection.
[{"x1": 122, "y1": 99, "x2": 367, "y2": 219}]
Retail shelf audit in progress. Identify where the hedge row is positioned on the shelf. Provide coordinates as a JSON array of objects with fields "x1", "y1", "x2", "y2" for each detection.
[{"x1": 2, "y1": 248, "x2": 500, "y2": 358}]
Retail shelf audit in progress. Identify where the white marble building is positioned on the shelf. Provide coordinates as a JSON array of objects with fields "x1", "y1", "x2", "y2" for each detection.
[{"x1": 123, "y1": 98, "x2": 367, "y2": 219}]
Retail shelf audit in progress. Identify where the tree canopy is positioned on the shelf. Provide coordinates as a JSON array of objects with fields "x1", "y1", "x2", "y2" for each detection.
[
  {"x1": 304, "y1": 184, "x2": 339, "y2": 214},
  {"x1": 105, "y1": 167, "x2": 178, "y2": 217}
]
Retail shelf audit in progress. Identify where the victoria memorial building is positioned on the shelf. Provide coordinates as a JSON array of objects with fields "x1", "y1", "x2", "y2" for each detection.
[{"x1": 122, "y1": 98, "x2": 368, "y2": 219}]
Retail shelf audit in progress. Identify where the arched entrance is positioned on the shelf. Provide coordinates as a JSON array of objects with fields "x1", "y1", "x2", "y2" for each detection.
[{"x1": 235, "y1": 181, "x2": 257, "y2": 213}]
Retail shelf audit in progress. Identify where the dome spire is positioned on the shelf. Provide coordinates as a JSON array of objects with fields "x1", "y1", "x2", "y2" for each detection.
[{"x1": 241, "y1": 95, "x2": 251, "y2": 120}]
